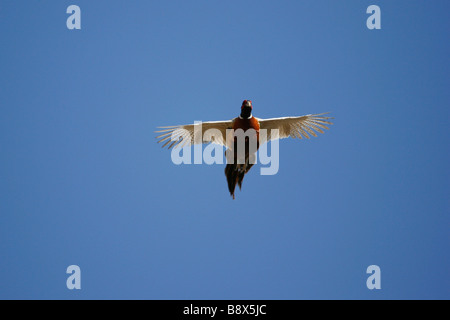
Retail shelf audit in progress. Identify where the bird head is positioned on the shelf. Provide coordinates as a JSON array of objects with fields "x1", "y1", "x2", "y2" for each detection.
[
  {"x1": 240, "y1": 100, "x2": 253, "y2": 118},
  {"x1": 242, "y1": 100, "x2": 252, "y2": 108}
]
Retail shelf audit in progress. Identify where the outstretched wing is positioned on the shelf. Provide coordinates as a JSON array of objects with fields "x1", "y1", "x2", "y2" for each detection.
[
  {"x1": 258, "y1": 113, "x2": 333, "y2": 144},
  {"x1": 156, "y1": 120, "x2": 234, "y2": 149}
]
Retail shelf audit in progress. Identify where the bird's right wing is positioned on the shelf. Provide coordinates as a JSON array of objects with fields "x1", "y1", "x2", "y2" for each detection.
[
  {"x1": 156, "y1": 120, "x2": 234, "y2": 149},
  {"x1": 258, "y1": 113, "x2": 333, "y2": 144}
]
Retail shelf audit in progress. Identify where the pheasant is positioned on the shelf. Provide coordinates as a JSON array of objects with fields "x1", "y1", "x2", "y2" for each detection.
[{"x1": 156, "y1": 100, "x2": 333, "y2": 199}]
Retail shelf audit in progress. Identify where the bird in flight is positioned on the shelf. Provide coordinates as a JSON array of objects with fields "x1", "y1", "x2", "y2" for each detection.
[{"x1": 156, "y1": 100, "x2": 333, "y2": 199}]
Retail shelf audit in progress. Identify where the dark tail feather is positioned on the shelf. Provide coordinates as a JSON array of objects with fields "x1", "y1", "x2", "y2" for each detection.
[
  {"x1": 225, "y1": 164, "x2": 238, "y2": 199},
  {"x1": 225, "y1": 162, "x2": 254, "y2": 199}
]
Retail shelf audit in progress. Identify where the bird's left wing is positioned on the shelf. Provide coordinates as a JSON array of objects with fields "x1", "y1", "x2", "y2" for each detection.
[
  {"x1": 156, "y1": 120, "x2": 234, "y2": 149},
  {"x1": 258, "y1": 113, "x2": 333, "y2": 144}
]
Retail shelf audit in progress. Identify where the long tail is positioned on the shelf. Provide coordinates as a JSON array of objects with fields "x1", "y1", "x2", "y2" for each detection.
[{"x1": 225, "y1": 162, "x2": 254, "y2": 199}]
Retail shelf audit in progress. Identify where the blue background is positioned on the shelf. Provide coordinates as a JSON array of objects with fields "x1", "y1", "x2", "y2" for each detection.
[{"x1": 0, "y1": 1, "x2": 448, "y2": 299}]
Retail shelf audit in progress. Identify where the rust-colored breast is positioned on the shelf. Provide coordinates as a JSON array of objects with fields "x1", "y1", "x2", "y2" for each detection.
[
  {"x1": 232, "y1": 117, "x2": 260, "y2": 132},
  {"x1": 232, "y1": 117, "x2": 260, "y2": 148}
]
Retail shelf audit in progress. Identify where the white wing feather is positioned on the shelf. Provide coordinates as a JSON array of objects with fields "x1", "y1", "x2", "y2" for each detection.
[
  {"x1": 156, "y1": 120, "x2": 233, "y2": 149},
  {"x1": 258, "y1": 113, "x2": 333, "y2": 144}
]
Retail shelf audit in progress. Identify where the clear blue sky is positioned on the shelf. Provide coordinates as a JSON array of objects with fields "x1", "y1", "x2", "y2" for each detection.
[{"x1": 1, "y1": 1, "x2": 449, "y2": 299}]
